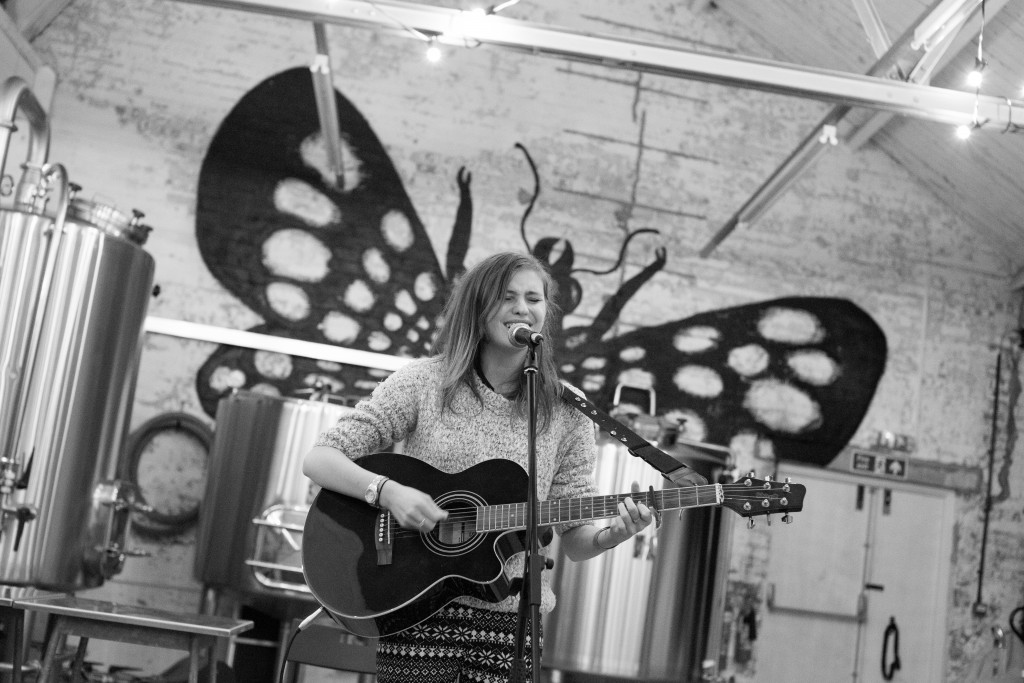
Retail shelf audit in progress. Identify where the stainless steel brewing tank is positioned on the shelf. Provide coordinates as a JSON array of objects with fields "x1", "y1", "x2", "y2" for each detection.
[
  {"x1": 194, "y1": 391, "x2": 352, "y2": 612},
  {"x1": 544, "y1": 440, "x2": 732, "y2": 683},
  {"x1": 0, "y1": 75, "x2": 55, "y2": 484},
  {"x1": 0, "y1": 197, "x2": 155, "y2": 590},
  {"x1": 0, "y1": 208, "x2": 54, "y2": 460}
]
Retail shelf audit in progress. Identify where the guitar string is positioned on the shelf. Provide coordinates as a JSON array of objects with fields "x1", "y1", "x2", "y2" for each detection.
[
  {"x1": 377, "y1": 484, "x2": 798, "y2": 539},
  {"x1": 380, "y1": 485, "x2": 796, "y2": 526},
  {"x1": 414, "y1": 490, "x2": 788, "y2": 524}
]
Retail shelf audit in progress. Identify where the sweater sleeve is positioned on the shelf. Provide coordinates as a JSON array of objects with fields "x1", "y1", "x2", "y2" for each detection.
[{"x1": 314, "y1": 360, "x2": 429, "y2": 458}]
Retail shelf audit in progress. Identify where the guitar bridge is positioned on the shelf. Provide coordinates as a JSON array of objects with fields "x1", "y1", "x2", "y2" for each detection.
[{"x1": 375, "y1": 511, "x2": 393, "y2": 566}]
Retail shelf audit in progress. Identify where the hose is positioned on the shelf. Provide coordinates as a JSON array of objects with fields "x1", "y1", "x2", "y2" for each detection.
[{"x1": 123, "y1": 411, "x2": 213, "y2": 537}]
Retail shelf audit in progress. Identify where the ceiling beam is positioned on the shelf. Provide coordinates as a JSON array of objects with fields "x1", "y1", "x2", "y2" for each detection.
[
  {"x1": 698, "y1": 0, "x2": 1009, "y2": 257},
  {"x1": 175, "y1": 0, "x2": 1023, "y2": 128}
]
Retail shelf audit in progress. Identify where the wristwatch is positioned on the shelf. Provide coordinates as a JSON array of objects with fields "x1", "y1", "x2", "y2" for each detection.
[{"x1": 364, "y1": 474, "x2": 389, "y2": 508}]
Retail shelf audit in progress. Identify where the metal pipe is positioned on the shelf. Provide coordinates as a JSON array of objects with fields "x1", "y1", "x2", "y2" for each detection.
[
  {"x1": 974, "y1": 347, "x2": 1001, "y2": 615},
  {"x1": 144, "y1": 316, "x2": 410, "y2": 371},
  {"x1": 0, "y1": 77, "x2": 50, "y2": 184},
  {"x1": 310, "y1": 22, "x2": 346, "y2": 189}
]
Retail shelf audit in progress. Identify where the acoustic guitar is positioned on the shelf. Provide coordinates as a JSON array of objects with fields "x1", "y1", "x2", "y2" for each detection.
[{"x1": 301, "y1": 452, "x2": 805, "y2": 638}]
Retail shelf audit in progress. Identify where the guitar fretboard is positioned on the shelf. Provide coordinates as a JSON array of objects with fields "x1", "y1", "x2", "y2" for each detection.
[{"x1": 476, "y1": 484, "x2": 723, "y2": 532}]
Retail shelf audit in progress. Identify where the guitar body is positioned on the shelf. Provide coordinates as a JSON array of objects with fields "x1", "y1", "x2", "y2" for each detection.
[{"x1": 302, "y1": 453, "x2": 532, "y2": 638}]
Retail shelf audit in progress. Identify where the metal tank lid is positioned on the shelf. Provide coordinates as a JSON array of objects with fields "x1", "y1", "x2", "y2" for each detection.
[{"x1": 66, "y1": 184, "x2": 153, "y2": 246}]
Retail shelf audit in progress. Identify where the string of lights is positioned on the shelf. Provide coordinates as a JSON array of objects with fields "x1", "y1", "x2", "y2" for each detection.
[
  {"x1": 333, "y1": 0, "x2": 1015, "y2": 133},
  {"x1": 956, "y1": 0, "x2": 988, "y2": 139},
  {"x1": 371, "y1": 0, "x2": 525, "y2": 64},
  {"x1": 947, "y1": 0, "x2": 1023, "y2": 139}
]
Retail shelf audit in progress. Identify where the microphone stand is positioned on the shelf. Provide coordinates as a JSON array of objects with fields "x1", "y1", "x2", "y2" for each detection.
[{"x1": 510, "y1": 339, "x2": 542, "y2": 683}]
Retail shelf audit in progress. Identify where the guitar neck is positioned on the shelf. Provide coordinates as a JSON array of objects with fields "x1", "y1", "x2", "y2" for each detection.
[{"x1": 477, "y1": 484, "x2": 724, "y2": 532}]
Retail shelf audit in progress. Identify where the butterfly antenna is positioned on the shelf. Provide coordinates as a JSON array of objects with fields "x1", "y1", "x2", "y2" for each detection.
[
  {"x1": 574, "y1": 227, "x2": 660, "y2": 275},
  {"x1": 514, "y1": 142, "x2": 540, "y2": 251}
]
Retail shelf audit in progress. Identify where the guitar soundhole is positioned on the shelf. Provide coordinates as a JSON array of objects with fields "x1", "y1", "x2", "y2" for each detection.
[
  {"x1": 437, "y1": 518, "x2": 475, "y2": 545},
  {"x1": 423, "y1": 491, "x2": 487, "y2": 557}
]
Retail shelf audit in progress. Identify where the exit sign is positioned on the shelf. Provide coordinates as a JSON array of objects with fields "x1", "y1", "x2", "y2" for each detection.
[{"x1": 850, "y1": 449, "x2": 908, "y2": 479}]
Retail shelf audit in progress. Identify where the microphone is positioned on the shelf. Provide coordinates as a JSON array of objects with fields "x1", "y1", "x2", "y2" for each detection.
[{"x1": 508, "y1": 323, "x2": 544, "y2": 347}]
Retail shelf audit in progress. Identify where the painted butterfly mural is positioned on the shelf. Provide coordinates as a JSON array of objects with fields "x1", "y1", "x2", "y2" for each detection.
[
  {"x1": 195, "y1": 67, "x2": 471, "y2": 408},
  {"x1": 195, "y1": 67, "x2": 887, "y2": 467}
]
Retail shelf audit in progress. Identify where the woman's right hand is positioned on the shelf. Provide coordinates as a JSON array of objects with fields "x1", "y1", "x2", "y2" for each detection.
[{"x1": 379, "y1": 480, "x2": 448, "y2": 531}]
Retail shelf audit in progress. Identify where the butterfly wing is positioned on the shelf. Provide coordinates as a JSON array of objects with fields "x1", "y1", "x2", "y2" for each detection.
[
  {"x1": 193, "y1": 67, "x2": 471, "y2": 415},
  {"x1": 557, "y1": 297, "x2": 887, "y2": 466}
]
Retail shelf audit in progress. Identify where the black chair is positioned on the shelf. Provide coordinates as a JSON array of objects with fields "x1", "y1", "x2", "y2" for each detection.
[{"x1": 283, "y1": 614, "x2": 376, "y2": 683}]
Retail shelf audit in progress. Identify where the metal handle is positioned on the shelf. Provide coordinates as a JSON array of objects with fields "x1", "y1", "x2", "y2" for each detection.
[
  {"x1": 252, "y1": 517, "x2": 305, "y2": 533},
  {"x1": 247, "y1": 505, "x2": 309, "y2": 593},
  {"x1": 246, "y1": 559, "x2": 310, "y2": 593}
]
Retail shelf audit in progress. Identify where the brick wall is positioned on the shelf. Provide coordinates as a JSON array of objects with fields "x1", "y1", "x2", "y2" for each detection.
[{"x1": 24, "y1": 0, "x2": 1024, "y2": 680}]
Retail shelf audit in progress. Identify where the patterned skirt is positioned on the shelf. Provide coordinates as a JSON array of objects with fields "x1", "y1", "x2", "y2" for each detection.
[{"x1": 376, "y1": 604, "x2": 542, "y2": 683}]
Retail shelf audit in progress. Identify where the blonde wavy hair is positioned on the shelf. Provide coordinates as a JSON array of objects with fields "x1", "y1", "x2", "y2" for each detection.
[{"x1": 431, "y1": 252, "x2": 562, "y2": 431}]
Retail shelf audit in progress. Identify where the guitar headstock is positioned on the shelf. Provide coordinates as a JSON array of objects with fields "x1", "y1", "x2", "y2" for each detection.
[{"x1": 720, "y1": 473, "x2": 806, "y2": 526}]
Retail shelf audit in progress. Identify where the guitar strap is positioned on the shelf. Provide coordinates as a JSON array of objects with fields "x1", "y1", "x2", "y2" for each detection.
[{"x1": 558, "y1": 385, "x2": 705, "y2": 485}]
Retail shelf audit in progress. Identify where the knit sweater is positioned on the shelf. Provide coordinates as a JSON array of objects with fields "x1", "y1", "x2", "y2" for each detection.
[{"x1": 314, "y1": 357, "x2": 599, "y2": 614}]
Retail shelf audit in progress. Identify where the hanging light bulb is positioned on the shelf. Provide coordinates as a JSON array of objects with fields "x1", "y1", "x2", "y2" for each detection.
[
  {"x1": 425, "y1": 38, "x2": 442, "y2": 63},
  {"x1": 967, "y1": 57, "x2": 986, "y2": 88},
  {"x1": 955, "y1": 124, "x2": 973, "y2": 140}
]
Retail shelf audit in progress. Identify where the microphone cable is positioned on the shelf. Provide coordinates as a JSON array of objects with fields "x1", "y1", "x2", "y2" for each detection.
[{"x1": 276, "y1": 606, "x2": 325, "y2": 683}]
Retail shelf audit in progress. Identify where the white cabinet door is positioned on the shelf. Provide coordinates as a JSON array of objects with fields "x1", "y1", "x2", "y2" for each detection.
[
  {"x1": 756, "y1": 465, "x2": 953, "y2": 683},
  {"x1": 857, "y1": 483, "x2": 954, "y2": 683}
]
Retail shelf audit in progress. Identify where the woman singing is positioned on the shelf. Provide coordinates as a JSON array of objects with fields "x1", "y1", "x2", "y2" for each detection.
[{"x1": 303, "y1": 251, "x2": 656, "y2": 683}]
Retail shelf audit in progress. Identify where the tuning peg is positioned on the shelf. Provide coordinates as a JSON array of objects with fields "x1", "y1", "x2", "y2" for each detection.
[
  {"x1": 747, "y1": 470, "x2": 756, "y2": 478},
  {"x1": 782, "y1": 514, "x2": 793, "y2": 524},
  {"x1": 764, "y1": 475, "x2": 772, "y2": 482},
  {"x1": 766, "y1": 515, "x2": 772, "y2": 526},
  {"x1": 746, "y1": 518, "x2": 755, "y2": 529}
]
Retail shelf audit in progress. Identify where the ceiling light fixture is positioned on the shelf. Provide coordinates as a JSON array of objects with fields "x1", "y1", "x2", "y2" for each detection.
[
  {"x1": 425, "y1": 37, "x2": 442, "y2": 62},
  {"x1": 956, "y1": 120, "x2": 985, "y2": 139},
  {"x1": 966, "y1": 57, "x2": 986, "y2": 88}
]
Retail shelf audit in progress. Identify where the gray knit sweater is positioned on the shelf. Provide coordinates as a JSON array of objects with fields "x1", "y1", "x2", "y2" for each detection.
[{"x1": 314, "y1": 357, "x2": 599, "y2": 613}]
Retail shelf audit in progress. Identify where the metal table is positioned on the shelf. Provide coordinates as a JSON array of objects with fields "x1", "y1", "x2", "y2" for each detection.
[
  {"x1": 0, "y1": 587, "x2": 62, "y2": 683},
  {"x1": 13, "y1": 594, "x2": 253, "y2": 683}
]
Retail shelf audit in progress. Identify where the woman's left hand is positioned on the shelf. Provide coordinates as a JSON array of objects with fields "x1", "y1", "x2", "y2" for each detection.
[{"x1": 604, "y1": 480, "x2": 656, "y2": 546}]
